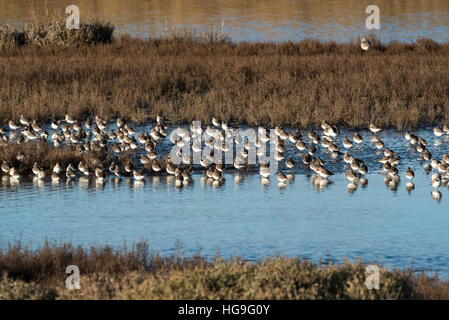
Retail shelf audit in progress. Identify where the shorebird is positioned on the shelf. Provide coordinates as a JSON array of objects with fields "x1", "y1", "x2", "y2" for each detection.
[
  {"x1": 212, "y1": 169, "x2": 222, "y2": 181},
  {"x1": 1, "y1": 161, "x2": 10, "y2": 174},
  {"x1": 324, "y1": 126, "x2": 339, "y2": 138},
  {"x1": 434, "y1": 127, "x2": 444, "y2": 137},
  {"x1": 285, "y1": 158, "x2": 295, "y2": 169},
  {"x1": 307, "y1": 145, "x2": 316, "y2": 156},
  {"x1": 431, "y1": 158, "x2": 440, "y2": 169},
  {"x1": 8, "y1": 120, "x2": 20, "y2": 130},
  {"x1": 443, "y1": 154, "x2": 449, "y2": 165},
  {"x1": 358, "y1": 163, "x2": 368, "y2": 175},
  {"x1": 388, "y1": 166, "x2": 399, "y2": 178},
  {"x1": 53, "y1": 163, "x2": 62, "y2": 174},
  {"x1": 289, "y1": 130, "x2": 301, "y2": 143},
  {"x1": 141, "y1": 154, "x2": 151, "y2": 166},
  {"x1": 9, "y1": 167, "x2": 20, "y2": 180},
  {"x1": 432, "y1": 176, "x2": 441, "y2": 189},
  {"x1": 384, "y1": 148, "x2": 394, "y2": 157},
  {"x1": 124, "y1": 161, "x2": 133, "y2": 173},
  {"x1": 318, "y1": 167, "x2": 334, "y2": 179},
  {"x1": 443, "y1": 125, "x2": 449, "y2": 135},
  {"x1": 259, "y1": 164, "x2": 271, "y2": 178},
  {"x1": 350, "y1": 159, "x2": 361, "y2": 172},
  {"x1": 423, "y1": 150, "x2": 432, "y2": 161},
  {"x1": 404, "y1": 131, "x2": 412, "y2": 141},
  {"x1": 25, "y1": 129, "x2": 38, "y2": 140},
  {"x1": 166, "y1": 162, "x2": 176, "y2": 175},
  {"x1": 133, "y1": 169, "x2": 145, "y2": 181},
  {"x1": 343, "y1": 152, "x2": 353, "y2": 164},
  {"x1": 37, "y1": 169, "x2": 45, "y2": 180},
  {"x1": 353, "y1": 132, "x2": 363, "y2": 144},
  {"x1": 79, "y1": 161, "x2": 90, "y2": 176},
  {"x1": 277, "y1": 171, "x2": 288, "y2": 183},
  {"x1": 416, "y1": 143, "x2": 425, "y2": 153},
  {"x1": 16, "y1": 152, "x2": 24, "y2": 162},
  {"x1": 212, "y1": 117, "x2": 220, "y2": 127},
  {"x1": 277, "y1": 171, "x2": 288, "y2": 188},
  {"x1": 369, "y1": 123, "x2": 381, "y2": 133},
  {"x1": 345, "y1": 169, "x2": 358, "y2": 182},
  {"x1": 31, "y1": 120, "x2": 42, "y2": 132},
  {"x1": 296, "y1": 140, "x2": 306, "y2": 151},
  {"x1": 418, "y1": 136, "x2": 427, "y2": 146},
  {"x1": 302, "y1": 154, "x2": 312, "y2": 165},
  {"x1": 343, "y1": 137, "x2": 353, "y2": 149},
  {"x1": 66, "y1": 164, "x2": 76, "y2": 179},
  {"x1": 361, "y1": 38, "x2": 371, "y2": 51},
  {"x1": 405, "y1": 167, "x2": 414, "y2": 180},
  {"x1": 437, "y1": 162, "x2": 448, "y2": 174},
  {"x1": 152, "y1": 161, "x2": 162, "y2": 172},
  {"x1": 328, "y1": 142, "x2": 339, "y2": 153},
  {"x1": 375, "y1": 139, "x2": 385, "y2": 150},
  {"x1": 65, "y1": 114, "x2": 75, "y2": 124},
  {"x1": 347, "y1": 182, "x2": 357, "y2": 192},
  {"x1": 432, "y1": 190, "x2": 442, "y2": 202},
  {"x1": 307, "y1": 129, "x2": 319, "y2": 142},
  {"x1": 19, "y1": 115, "x2": 30, "y2": 126},
  {"x1": 32, "y1": 162, "x2": 41, "y2": 175},
  {"x1": 321, "y1": 121, "x2": 331, "y2": 131},
  {"x1": 112, "y1": 165, "x2": 121, "y2": 177},
  {"x1": 275, "y1": 151, "x2": 285, "y2": 161},
  {"x1": 95, "y1": 168, "x2": 106, "y2": 181}
]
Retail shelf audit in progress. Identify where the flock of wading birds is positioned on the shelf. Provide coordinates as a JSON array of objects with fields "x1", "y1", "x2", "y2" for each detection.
[{"x1": 1, "y1": 114, "x2": 449, "y2": 198}]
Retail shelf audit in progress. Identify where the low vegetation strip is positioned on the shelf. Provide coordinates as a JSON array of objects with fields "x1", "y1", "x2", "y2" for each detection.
[
  {"x1": 0, "y1": 20, "x2": 448, "y2": 129},
  {"x1": 0, "y1": 241, "x2": 448, "y2": 299},
  {"x1": 0, "y1": 19, "x2": 114, "y2": 47}
]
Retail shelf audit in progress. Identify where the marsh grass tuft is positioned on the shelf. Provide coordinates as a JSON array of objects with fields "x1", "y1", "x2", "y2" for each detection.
[
  {"x1": 0, "y1": 19, "x2": 114, "y2": 47},
  {"x1": 0, "y1": 24, "x2": 26, "y2": 48},
  {"x1": 0, "y1": 20, "x2": 448, "y2": 129},
  {"x1": 0, "y1": 241, "x2": 449, "y2": 299},
  {"x1": 0, "y1": 141, "x2": 114, "y2": 174}
]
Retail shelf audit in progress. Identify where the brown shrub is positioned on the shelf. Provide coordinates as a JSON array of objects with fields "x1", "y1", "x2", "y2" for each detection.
[{"x1": 0, "y1": 241, "x2": 448, "y2": 299}]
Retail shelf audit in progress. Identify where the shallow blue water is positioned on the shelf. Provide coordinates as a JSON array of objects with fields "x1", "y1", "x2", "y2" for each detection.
[
  {"x1": 1, "y1": 0, "x2": 449, "y2": 43},
  {"x1": 1, "y1": 127, "x2": 448, "y2": 276}
]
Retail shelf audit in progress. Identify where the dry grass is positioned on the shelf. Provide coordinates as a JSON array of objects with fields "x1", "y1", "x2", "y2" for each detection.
[
  {"x1": 23, "y1": 19, "x2": 114, "y2": 47},
  {"x1": 0, "y1": 241, "x2": 449, "y2": 299},
  {"x1": 0, "y1": 19, "x2": 114, "y2": 47},
  {"x1": 0, "y1": 27, "x2": 448, "y2": 130}
]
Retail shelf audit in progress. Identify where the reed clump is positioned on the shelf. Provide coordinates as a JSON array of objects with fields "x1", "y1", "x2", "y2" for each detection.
[{"x1": 0, "y1": 241, "x2": 448, "y2": 300}]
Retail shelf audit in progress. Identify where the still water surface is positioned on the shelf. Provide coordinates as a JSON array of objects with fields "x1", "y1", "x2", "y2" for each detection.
[
  {"x1": 1, "y1": 127, "x2": 448, "y2": 276},
  {"x1": 1, "y1": 0, "x2": 448, "y2": 42},
  {"x1": 1, "y1": 0, "x2": 449, "y2": 275}
]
